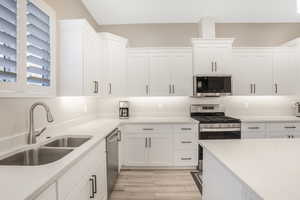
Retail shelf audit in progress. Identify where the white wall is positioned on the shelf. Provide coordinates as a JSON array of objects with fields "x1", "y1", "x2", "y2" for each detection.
[{"x1": 97, "y1": 96, "x2": 299, "y2": 118}]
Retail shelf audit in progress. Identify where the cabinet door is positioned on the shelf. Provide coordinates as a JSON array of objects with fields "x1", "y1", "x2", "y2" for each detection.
[
  {"x1": 170, "y1": 53, "x2": 193, "y2": 96},
  {"x1": 268, "y1": 132, "x2": 288, "y2": 138},
  {"x1": 147, "y1": 134, "x2": 173, "y2": 166},
  {"x1": 149, "y1": 54, "x2": 172, "y2": 96},
  {"x1": 107, "y1": 40, "x2": 127, "y2": 97},
  {"x1": 84, "y1": 25, "x2": 101, "y2": 96},
  {"x1": 213, "y1": 46, "x2": 232, "y2": 74},
  {"x1": 193, "y1": 46, "x2": 215, "y2": 74},
  {"x1": 65, "y1": 178, "x2": 91, "y2": 200},
  {"x1": 273, "y1": 49, "x2": 298, "y2": 95},
  {"x1": 124, "y1": 134, "x2": 148, "y2": 166},
  {"x1": 127, "y1": 54, "x2": 149, "y2": 96},
  {"x1": 233, "y1": 50, "x2": 273, "y2": 95}
]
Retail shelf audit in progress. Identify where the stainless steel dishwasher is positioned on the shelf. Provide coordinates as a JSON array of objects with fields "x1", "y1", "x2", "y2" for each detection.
[{"x1": 106, "y1": 128, "x2": 121, "y2": 199}]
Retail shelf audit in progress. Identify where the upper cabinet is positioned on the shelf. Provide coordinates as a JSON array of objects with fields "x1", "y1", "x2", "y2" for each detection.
[
  {"x1": 192, "y1": 38, "x2": 234, "y2": 75},
  {"x1": 232, "y1": 48, "x2": 274, "y2": 96},
  {"x1": 59, "y1": 21, "x2": 128, "y2": 97},
  {"x1": 127, "y1": 48, "x2": 193, "y2": 97},
  {"x1": 99, "y1": 33, "x2": 128, "y2": 97},
  {"x1": 0, "y1": 0, "x2": 56, "y2": 97}
]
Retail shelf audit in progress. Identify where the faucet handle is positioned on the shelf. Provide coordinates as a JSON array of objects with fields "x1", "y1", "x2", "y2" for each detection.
[{"x1": 35, "y1": 127, "x2": 47, "y2": 137}]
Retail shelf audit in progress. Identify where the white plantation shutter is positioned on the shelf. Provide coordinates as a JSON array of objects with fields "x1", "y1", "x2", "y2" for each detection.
[
  {"x1": 26, "y1": 0, "x2": 51, "y2": 87},
  {"x1": 0, "y1": 0, "x2": 17, "y2": 83}
]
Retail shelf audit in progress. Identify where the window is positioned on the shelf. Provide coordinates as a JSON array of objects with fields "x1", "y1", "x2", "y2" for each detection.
[
  {"x1": 26, "y1": 0, "x2": 51, "y2": 87},
  {"x1": 0, "y1": 0, "x2": 17, "y2": 83}
]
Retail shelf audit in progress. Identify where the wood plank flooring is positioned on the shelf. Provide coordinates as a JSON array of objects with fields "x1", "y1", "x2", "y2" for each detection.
[{"x1": 110, "y1": 170, "x2": 202, "y2": 200}]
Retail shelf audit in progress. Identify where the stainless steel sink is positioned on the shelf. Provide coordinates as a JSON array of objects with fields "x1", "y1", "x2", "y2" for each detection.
[
  {"x1": 44, "y1": 136, "x2": 92, "y2": 148},
  {"x1": 0, "y1": 148, "x2": 73, "y2": 166}
]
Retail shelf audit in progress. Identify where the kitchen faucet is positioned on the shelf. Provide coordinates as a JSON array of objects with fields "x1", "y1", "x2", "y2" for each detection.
[{"x1": 28, "y1": 102, "x2": 54, "y2": 144}]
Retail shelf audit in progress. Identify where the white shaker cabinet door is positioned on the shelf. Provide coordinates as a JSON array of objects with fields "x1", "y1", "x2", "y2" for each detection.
[
  {"x1": 123, "y1": 134, "x2": 148, "y2": 166},
  {"x1": 65, "y1": 178, "x2": 91, "y2": 200},
  {"x1": 147, "y1": 134, "x2": 173, "y2": 166},
  {"x1": 170, "y1": 53, "x2": 193, "y2": 96},
  {"x1": 273, "y1": 48, "x2": 299, "y2": 95},
  {"x1": 212, "y1": 46, "x2": 232, "y2": 74},
  {"x1": 127, "y1": 54, "x2": 149, "y2": 96},
  {"x1": 34, "y1": 183, "x2": 57, "y2": 200},
  {"x1": 193, "y1": 46, "x2": 215, "y2": 75},
  {"x1": 149, "y1": 55, "x2": 172, "y2": 96}
]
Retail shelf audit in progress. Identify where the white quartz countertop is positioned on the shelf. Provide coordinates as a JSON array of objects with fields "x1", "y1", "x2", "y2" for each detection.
[
  {"x1": 234, "y1": 115, "x2": 300, "y2": 123},
  {"x1": 199, "y1": 139, "x2": 300, "y2": 200},
  {"x1": 0, "y1": 116, "x2": 196, "y2": 200}
]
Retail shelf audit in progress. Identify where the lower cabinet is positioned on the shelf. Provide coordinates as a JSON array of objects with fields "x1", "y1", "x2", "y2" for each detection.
[
  {"x1": 122, "y1": 123, "x2": 198, "y2": 167},
  {"x1": 58, "y1": 140, "x2": 107, "y2": 200},
  {"x1": 242, "y1": 122, "x2": 300, "y2": 139}
]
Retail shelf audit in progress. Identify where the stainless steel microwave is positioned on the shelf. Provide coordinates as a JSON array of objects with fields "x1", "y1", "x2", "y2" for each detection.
[{"x1": 193, "y1": 75, "x2": 232, "y2": 97}]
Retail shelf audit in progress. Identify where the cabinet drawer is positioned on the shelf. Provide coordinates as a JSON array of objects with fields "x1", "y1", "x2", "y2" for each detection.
[
  {"x1": 242, "y1": 123, "x2": 265, "y2": 132},
  {"x1": 174, "y1": 134, "x2": 197, "y2": 149},
  {"x1": 242, "y1": 132, "x2": 266, "y2": 139},
  {"x1": 123, "y1": 124, "x2": 172, "y2": 133},
  {"x1": 174, "y1": 150, "x2": 197, "y2": 166},
  {"x1": 267, "y1": 122, "x2": 300, "y2": 132},
  {"x1": 173, "y1": 124, "x2": 196, "y2": 133}
]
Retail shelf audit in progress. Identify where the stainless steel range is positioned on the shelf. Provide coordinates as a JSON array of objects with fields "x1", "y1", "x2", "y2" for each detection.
[{"x1": 190, "y1": 104, "x2": 241, "y2": 194}]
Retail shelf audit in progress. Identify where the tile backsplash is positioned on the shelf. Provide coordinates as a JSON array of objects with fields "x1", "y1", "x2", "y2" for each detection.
[{"x1": 97, "y1": 96, "x2": 299, "y2": 118}]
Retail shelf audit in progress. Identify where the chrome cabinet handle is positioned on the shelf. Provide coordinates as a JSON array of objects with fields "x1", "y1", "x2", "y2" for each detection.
[
  {"x1": 285, "y1": 126, "x2": 296, "y2": 129},
  {"x1": 143, "y1": 128, "x2": 154, "y2": 131},
  {"x1": 172, "y1": 84, "x2": 175, "y2": 94},
  {"x1": 92, "y1": 175, "x2": 97, "y2": 194},
  {"x1": 146, "y1": 85, "x2": 149, "y2": 95},
  {"x1": 181, "y1": 141, "x2": 192, "y2": 144},
  {"x1": 215, "y1": 61, "x2": 217, "y2": 72},
  {"x1": 181, "y1": 157, "x2": 192, "y2": 161},
  {"x1": 149, "y1": 137, "x2": 151, "y2": 148},
  {"x1": 93, "y1": 81, "x2": 98, "y2": 94},
  {"x1": 250, "y1": 84, "x2": 253, "y2": 94},
  {"x1": 117, "y1": 130, "x2": 122, "y2": 142},
  {"x1": 211, "y1": 62, "x2": 214, "y2": 72},
  {"x1": 275, "y1": 83, "x2": 278, "y2": 94},
  {"x1": 145, "y1": 137, "x2": 148, "y2": 148},
  {"x1": 109, "y1": 83, "x2": 112, "y2": 95},
  {"x1": 89, "y1": 177, "x2": 95, "y2": 198},
  {"x1": 169, "y1": 84, "x2": 172, "y2": 94},
  {"x1": 181, "y1": 128, "x2": 192, "y2": 131},
  {"x1": 248, "y1": 127, "x2": 260, "y2": 130},
  {"x1": 254, "y1": 84, "x2": 256, "y2": 94}
]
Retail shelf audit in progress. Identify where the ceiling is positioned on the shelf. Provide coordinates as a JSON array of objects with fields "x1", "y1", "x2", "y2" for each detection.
[{"x1": 82, "y1": 0, "x2": 300, "y2": 25}]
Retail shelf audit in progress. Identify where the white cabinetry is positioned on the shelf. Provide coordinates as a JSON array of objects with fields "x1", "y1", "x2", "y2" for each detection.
[
  {"x1": 59, "y1": 19, "x2": 101, "y2": 96},
  {"x1": 242, "y1": 122, "x2": 300, "y2": 139},
  {"x1": 192, "y1": 39, "x2": 234, "y2": 75},
  {"x1": 232, "y1": 48, "x2": 273, "y2": 95},
  {"x1": 122, "y1": 123, "x2": 198, "y2": 167},
  {"x1": 58, "y1": 140, "x2": 107, "y2": 200},
  {"x1": 34, "y1": 183, "x2": 57, "y2": 200},
  {"x1": 123, "y1": 124, "x2": 173, "y2": 167},
  {"x1": 273, "y1": 48, "x2": 299, "y2": 95},
  {"x1": 99, "y1": 33, "x2": 128, "y2": 97},
  {"x1": 127, "y1": 48, "x2": 193, "y2": 97}
]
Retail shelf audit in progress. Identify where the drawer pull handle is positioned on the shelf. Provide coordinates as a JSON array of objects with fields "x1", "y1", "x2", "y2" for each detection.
[
  {"x1": 181, "y1": 158, "x2": 192, "y2": 161},
  {"x1": 285, "y1": 126, "x2": 296, "y2": 129},
  {"x1": 181, "y1": 128, "x2": 192, "y2": 131},
  {"x1": 248, "y1": 127, "x2": 260, "y2": 130},
  {"x1": 143, "y1": 128, "x2": 154, "y2": 131},
  {"x1": 89, "y1": 177, "x2": 95, "y2": 198},
  {"x1": 181, "y1": 141, "x2": 192, "y2": 144}
]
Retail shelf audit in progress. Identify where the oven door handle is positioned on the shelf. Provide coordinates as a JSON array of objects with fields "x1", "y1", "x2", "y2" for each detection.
[{"x1": 200, "y1": 128, "x2": 241, "y2": 132}]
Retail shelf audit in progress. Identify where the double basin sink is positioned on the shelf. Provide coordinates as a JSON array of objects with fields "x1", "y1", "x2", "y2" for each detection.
[{"x1": 0, "y1": 136, "x2": 92, "y2": 166}]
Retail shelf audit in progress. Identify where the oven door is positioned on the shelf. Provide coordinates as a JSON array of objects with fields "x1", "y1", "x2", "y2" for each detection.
[{"x1": 193, "y1": 76, "x2": 232, "y2": 97}]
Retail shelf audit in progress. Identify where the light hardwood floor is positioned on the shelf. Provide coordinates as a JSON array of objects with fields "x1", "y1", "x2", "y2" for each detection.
[{"x1": 110, "y1": 170, "x2": 202, "y2": 200}]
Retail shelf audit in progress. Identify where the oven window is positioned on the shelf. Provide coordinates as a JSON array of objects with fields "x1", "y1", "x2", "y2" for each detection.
[{"x1": 196, "y1": 77, "x2": 231, "y2": 93}]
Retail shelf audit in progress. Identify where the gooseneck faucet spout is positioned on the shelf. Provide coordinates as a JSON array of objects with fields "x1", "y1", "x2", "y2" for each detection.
[{"x1": 28, "y1": 102, "x2": 54, "y2": 144}]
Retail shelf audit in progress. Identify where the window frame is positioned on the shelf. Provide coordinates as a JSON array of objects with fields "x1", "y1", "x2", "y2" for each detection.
[{"x1": 0, "y1": 0, "x2": 56, "y2": 97}]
